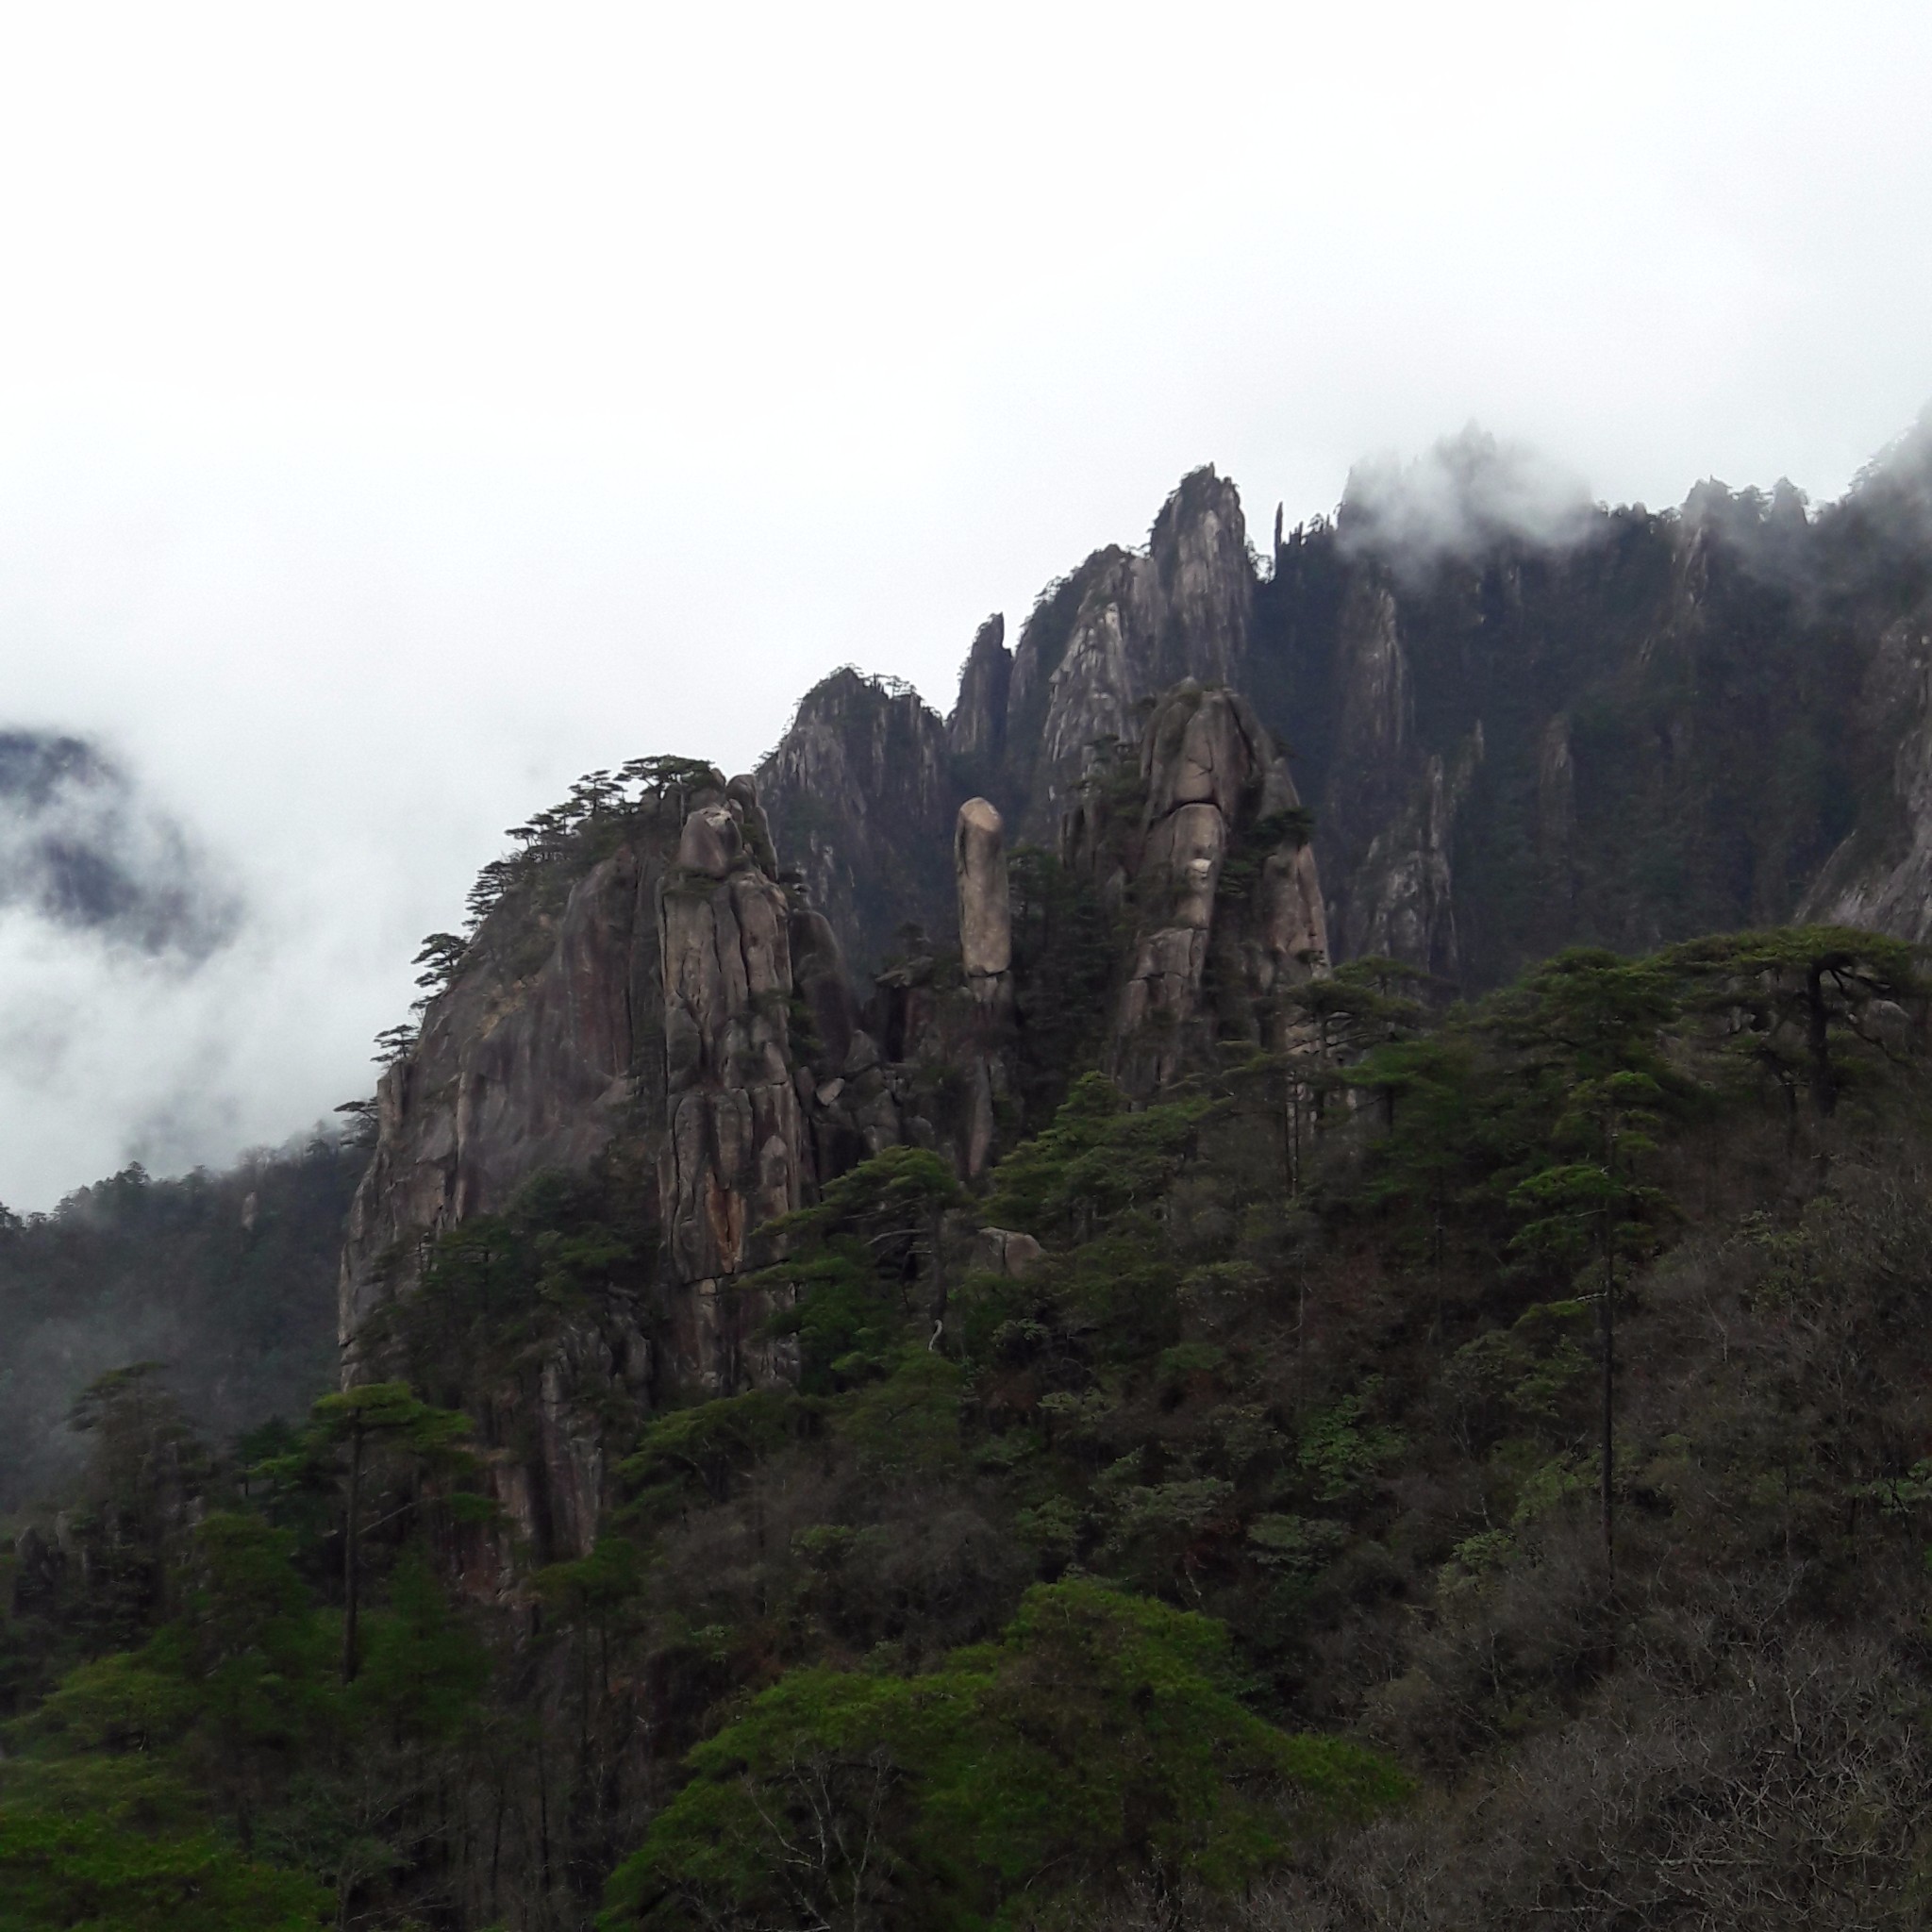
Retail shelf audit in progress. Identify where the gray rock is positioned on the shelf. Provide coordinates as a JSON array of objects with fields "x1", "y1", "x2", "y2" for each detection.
[
  {"x1": 337, "y1": 772, "x2": 878, "y2": 1548},
  {"x1": 756, "y1": 667, "x2": 957, "y2": 974},
  {"x1": 972, "y1": 1226, "x2": 1043, "y2": 1278},
  {"x1": 677, "y1": 802, "x2": 743, "y2": 877},
  {"x1": 1014, "y1": 469, "x2": 1253, "y2": 834},
  {"x1": 789, "y1": 904, "x2": 860, "y2": 1073},
  {"x1": 658, "y1": 862, "x2": 803, "y2": 1301},
  {"x1": 955, "y1": 796, "x2": 1012, "y2": 984},
  {"x1": 1094, "y1": 683, "x2": 1330, "y2": 1093},
  {"x1": 339, "y1": 839, "x2": 663, "y2": 1348},
  {"x1": 947, "y1": 613, "x2": 1010, "y2": 765}
]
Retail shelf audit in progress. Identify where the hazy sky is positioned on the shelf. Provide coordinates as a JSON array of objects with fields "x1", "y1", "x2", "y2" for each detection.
[{"x1": 0, "y1": 1, "x2": 1927, "y2": 1208}]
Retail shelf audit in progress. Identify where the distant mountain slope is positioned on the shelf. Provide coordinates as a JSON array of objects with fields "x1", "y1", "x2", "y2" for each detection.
[
  {"x1": 0, "y1": 730, "x2": 236, "y2": 956},
  {"x1": 0, "y1": 1134, "x2": 361, "y2": 1509},
  {"x1": 758, "y1": 420, "x2": 1932, "y2": 986}
]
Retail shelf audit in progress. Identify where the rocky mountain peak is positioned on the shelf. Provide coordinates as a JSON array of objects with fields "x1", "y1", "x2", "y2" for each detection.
[
  {"x1": 947, "y1": 613, "x2": 1011, "y2": 774},
  {"x1": 756, "y1": 667, "x2": 957, "y2": 973}
]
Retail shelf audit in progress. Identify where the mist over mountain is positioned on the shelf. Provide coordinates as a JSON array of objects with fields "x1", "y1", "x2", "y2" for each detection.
[
  {"x1": 0, "y1": 1131, "x2": 360, "y2": 1511},
  {"x1": 755, "y1": 410, "x2": 1932, "y2": 993},
  {"x1": 1336, "y1": 426, "x2": 1600, "y2": 579},
  {"x1": 8, "y1": 5, "x2": 1932, "y2": 1917},
  {"x1": 0, "y1": 729, "x2": 237, "y2": 955}
]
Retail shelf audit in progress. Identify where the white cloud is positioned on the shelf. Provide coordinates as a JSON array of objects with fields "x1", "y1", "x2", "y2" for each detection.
[{"x1": 1339, "y1": 428, "x2": 1598, "y2": 576}]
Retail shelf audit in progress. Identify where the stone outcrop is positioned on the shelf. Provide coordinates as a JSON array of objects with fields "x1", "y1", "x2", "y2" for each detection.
[
  {"x1": 947, "y1": 614, "x2": 1011, "y2": 771},
  {"x1": 1070, "y1": 682, "x2": 1329, "y2": 1095},
  {"x1": 755, "y1": 471, "x2": 1257, "y2": 976},
  {"x1": 339, "y1": 835, "x2": 666, "y2": 1348},
  {"x1": 952, "y1": 796, "x2": 1016, "y2": 1174},
  {"x1": 757, "y1": 667, "x2": 957, "y2": 974},
  {"x1": 1012, "y1": 468, "x2": 1253, "y2": 834},
  {"x1": 954, "y1": 797, "x2": 1012, "y2": 994},
  {"x1": 752, "y1": 432, "x2": 1932, "y2": 999},
  {"x1": 338, "y1": 771, "x2": 901, "y2": 1559},
  {"x1": 341, "y1": 780, "x2": 839, "y2": 1374},
  {"x1": 659, "y1": 792, "x2": 808, "y2": 1389},
  {"x1": 1803, "y1": 614, "x2": 1932, "y2": 940},
  {"x1": 972, "y1": 1226, "x2": 1042, "y2": 1278}
]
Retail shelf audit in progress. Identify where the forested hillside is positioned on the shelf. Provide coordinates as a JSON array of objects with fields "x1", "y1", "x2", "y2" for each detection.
[
  {"x1": 0, "y1": 1134, "x2": 362, "y2": 1511},
  {"x1": 6, "y1": 914, "x2": 1930, "y2": 1926}
]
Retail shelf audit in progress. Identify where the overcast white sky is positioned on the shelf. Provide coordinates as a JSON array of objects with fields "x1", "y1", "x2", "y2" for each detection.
[{"x1": 0, "y1": 0, "x2": 1926, "y2": 1208}]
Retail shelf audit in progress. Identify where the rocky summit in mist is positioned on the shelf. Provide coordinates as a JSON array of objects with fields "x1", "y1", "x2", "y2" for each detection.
[
  {"x1": 764, "y1": 420, "x2": 1932, "y2": 986},
  {"x1": 13, "y1": 417, "x2": 1932, "y2": 1930},
  {"x1": 0, "y1": 730, "x2": 234, "y2": 956}
]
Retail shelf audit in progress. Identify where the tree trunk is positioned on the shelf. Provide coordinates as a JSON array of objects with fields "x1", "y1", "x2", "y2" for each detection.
[
  {"x1": 342, "y1": 1422, "x2": 364, "y2": 1684},
  {"x1": 927, "y1": 1208, "x2": 947, "y2": 1337},
  {"x1": 1806, "y1": 963, "x2": 1837, "y2": 1117},
  {"x1": 1600, "y1": 1218, "x2": 1615, "y2": 1575}
]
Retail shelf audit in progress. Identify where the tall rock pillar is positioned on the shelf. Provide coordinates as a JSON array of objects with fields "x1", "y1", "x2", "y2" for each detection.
[
  {"x1": 955, "y1": 796, "x2": 1015, "y2": 1174},
  {"x1": 659, "y1": 783, "x2": 808, "y2": 1389},
  {"x1": 956, "y1": 797, "x2": 1012, "y2": 1008}
]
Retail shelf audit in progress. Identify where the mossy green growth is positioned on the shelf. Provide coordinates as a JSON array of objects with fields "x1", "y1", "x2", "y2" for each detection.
[
  {"x1": 0, "y1": 1774, "x2": 333, "y2": 1931},
  {"x1": 599, "y1": 1577, "x2": 1406, "y2": 1929}
]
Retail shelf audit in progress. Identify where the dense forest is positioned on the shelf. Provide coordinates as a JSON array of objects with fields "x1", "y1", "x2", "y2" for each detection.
[
  {"x1": 6, "y1": 901, "x2": 1931, "y2": 1926},
  {"x1": 0, "y1": 1134, "x2": 362, "y2": 1513}
]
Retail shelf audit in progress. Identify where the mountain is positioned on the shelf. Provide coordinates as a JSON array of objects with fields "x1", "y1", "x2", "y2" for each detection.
[
  {"x1": 12, "y1": 420, "x2": 1932, "y2": 1928},
  {"x1": 760, "y1": 420, "x2": 1932, "y2": 985},
  {"x1": 334, "y1": 680, "x2": 1327, "y2": 1563},
  {"x1": 0, "y1": 729, "x2": 236, "y2": 956}
]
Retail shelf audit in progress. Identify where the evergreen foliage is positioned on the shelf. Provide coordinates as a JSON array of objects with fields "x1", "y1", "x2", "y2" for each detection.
[
  {"x1": 600, "y1": 1579, "x2": 1405, "y2": 1930},
  {"x1": 0, "y1": 1137, "x2": 361, "y2": 1513},
  {"x1": 12, "y1": 921, "x2": 1932, "y2": 1924}
]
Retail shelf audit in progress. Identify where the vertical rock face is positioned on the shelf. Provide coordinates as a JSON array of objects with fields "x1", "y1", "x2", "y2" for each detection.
[
  {"x1": 339, "y1": 835, "x2": 668, "y2": 1348},
  {"x1": 752, "y1": 469, "x2": 1256, "y2": 976},
  {"x1": 947, "y1": 614, "x2": 1011, "y2": 771},
  {"x1": 1016, "y1": 469, "x2": 1254, "y2": 834},
  {"x1": 658, "y1": 793, "x2": 807, "y2": 1388},
  {"x1": 1304, "y1": 575, "x2": 1474, "y2": 979},
  {"x1": 1148, "y1": 466, "x2": 1252, "y2": 690},
  {"x1": 338, "y1": 773, "x2": 874, "y2": 1557},
  {"x1": 757, "y1": 667, "x2": 958, "y2": 974},
  {"x1": 1027, "y1": 550, "x2": 1158, "y2": 828},
  {"x1": 1802, "y1": 614, "x2": 1932, "y2": 938},
  {"x1": 1080, "y1": 683, "x2": 1329, "y2": 1095},
  {"x1": 954, "y1": 796, "x2": 1015, "y2": 1176}
]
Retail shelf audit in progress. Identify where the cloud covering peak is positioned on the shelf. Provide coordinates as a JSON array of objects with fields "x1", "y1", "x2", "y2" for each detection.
[{"x1": 1337, "y1": 427, "x2": 1600, "y2": 577}]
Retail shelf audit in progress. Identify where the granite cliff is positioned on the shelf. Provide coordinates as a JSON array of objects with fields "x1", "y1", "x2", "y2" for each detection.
[
  {"x1": 337, "y1": 412, "x2": 1932, "y2": 1566},
  {"x1": 758, "y1": 421, "x2": 1932, "y2": 988},
  {"x1": 338, "y1": 676, "x2": 1335, "y2": 1559}
]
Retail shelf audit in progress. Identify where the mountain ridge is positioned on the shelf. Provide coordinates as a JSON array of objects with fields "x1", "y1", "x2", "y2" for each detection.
[{"x1": 758, "y1": 421, "x2": 1932, "y2": 986}]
